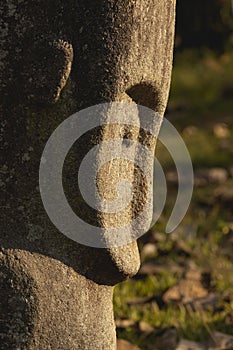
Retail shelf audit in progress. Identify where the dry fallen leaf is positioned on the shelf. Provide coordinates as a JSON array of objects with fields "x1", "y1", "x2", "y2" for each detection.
[
  {"x1": 138, "y1": 321, "x2": 155, "y2": 333},
  {"x1": 163, "y1": 278, "x2": 208, "y2": 304},
  {"x1": 117, "y1": 339, "x2": 141, "y2": 350},
  {"x1": 207, "y1": 331, "x2": 233, "y2": 350},
  {"x1": 115, "y1": 318, "x2": 136, "y2": 329},
  {"x1": 176, "y1": 339, "x2": 205, "y2": 350},
  {"x1": 213, "y1": 123, "x2": 230, "y2": 139}
]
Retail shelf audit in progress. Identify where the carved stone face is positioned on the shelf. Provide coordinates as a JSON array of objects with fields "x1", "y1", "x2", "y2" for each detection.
[{"x1": 1, "y1": 0, "x2": 176, "y2": 284}]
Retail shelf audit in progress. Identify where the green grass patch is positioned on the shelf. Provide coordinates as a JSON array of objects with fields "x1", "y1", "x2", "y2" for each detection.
[{"x1": 114, "y1": 49, "x2": 233, "y2": 347}]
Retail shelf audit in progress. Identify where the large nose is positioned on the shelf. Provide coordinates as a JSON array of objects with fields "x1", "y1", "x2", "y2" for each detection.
[
  {"x1": 37, "y1": 94, "x2": 160, "y2": 285},
  {"x1": 89, "y1": 96, "x2": 160, "y2": 279},
  {"x1": 63, "y1": 0, "x2": 176, "y2": 281}
]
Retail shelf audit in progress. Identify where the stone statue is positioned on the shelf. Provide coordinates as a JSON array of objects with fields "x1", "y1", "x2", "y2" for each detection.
[{"x1": 0, "y1": 1, "x2": 176, "y2": 349}]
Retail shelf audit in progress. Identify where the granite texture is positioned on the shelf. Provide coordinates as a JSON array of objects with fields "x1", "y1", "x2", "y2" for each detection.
[{"x1": 0, "y1": 1, "x2": 176, "y2": 349}]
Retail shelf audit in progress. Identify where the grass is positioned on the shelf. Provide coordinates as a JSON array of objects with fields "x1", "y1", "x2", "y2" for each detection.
[
  {"x1": 169, "y1": 49, "x2": 233, "y2": 115},
  {"x1": 113, "y1": 50, "x2": 233, "y2": 348}
]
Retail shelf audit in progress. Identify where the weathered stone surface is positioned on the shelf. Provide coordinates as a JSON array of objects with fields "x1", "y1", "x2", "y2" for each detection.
[{"x1": 0, "y1": 1, "x2": 176, "y2": 349}]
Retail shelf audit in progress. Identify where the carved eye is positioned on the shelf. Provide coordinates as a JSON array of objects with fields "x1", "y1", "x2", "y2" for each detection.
[{"x1": 21, "y1": 39, "x2": 73, "y2": 106}]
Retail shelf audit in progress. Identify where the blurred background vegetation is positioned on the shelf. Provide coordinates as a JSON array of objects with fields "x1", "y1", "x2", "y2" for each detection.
[
  {"x1": 171, "y1": 0, "x2": 233, "y2": 116},
  {"x1": 176, "y1": 0, "x2": 233, "y2": 52},
  {"x1": 115, "y1": 1, "x2": 233, "y2": 349}
]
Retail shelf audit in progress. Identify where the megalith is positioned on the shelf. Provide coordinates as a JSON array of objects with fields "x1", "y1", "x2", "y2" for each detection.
[{"x1": 0, "y1": 1, "x2": 176, "y2": 349}]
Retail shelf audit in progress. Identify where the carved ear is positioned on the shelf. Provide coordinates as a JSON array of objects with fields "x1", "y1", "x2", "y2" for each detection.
[{"x1": 21, "y1": 39, "x2": 73, "y2": 106}]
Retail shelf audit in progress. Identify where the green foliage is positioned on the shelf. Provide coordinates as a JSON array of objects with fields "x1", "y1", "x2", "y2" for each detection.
[{"x1": 169, "y1": 51, "x2": 233, "y2": 115}]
